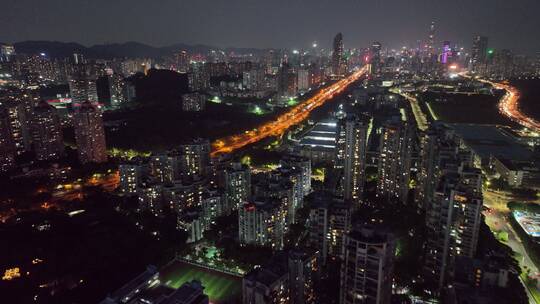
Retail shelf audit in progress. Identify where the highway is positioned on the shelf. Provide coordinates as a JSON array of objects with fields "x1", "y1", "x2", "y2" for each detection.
[
  {"x1": 210, "y1": 66, "x2": 369, "y2": 156},
  {"x1": 477, "y1": 78, "x2": 540, "y2": 133}
]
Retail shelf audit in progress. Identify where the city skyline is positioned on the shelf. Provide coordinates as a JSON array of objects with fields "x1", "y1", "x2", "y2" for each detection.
[
  {"x1": 2, "y1": 2, "x2": 540, "y2": 303},
  {"x1": 2, "y1": 0, "x2": 540, "y2": 54}
]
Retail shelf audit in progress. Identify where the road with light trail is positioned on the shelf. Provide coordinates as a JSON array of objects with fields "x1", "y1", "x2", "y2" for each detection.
[
  {"x1": 473, "y1": 76, "x2": 540, "y2": 133},
  {"x1": 211, "y1": 66, "x2": 369, "y2": 156}
]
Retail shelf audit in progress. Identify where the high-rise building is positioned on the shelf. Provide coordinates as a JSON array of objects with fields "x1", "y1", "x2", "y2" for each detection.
[
  {"x1": 339, "y1": 115, "x2": 369, "y2": 202},
  {"x1": 107, "y1": 73, "x2": 127, "y2": 107},
  {"x1": 224, "y1": 162, "x2": 251, "y2": 211},
  {"x1": 175, "y1": 50, "x2": 190, "y2": 73},
  {"x1": 265, "y1": 50, "x2": 275, "y2": 75},
  {"x1": 377, "y1": 119, "x2": 412, "y2": 203},
  {"x1": 138, "y1": 182, "x2": 164, "y2": 216},
  {"x1": 428, "y1": 21, "x2": 436, "y2": 58},
  {"x1": 243, "y1": 249, "x2": 319, "y2": 304},
  {"x1": 491, "y1": 49, "x2": 515, "y2": 79},
  {"x1": 182, "y1": 93, "x2": 206, "y2": 112},
  {"x1": 188, "y1": 62, "x2": 210, "y2": 91},
  {"x1": 175, "y1": 139, "x2": 211, "y2": 181},
  {"x1": 0, "y1": 106, "x2": 16, "y2": 171},
  {"x1": 243, "y1": 69, "x2": 265, "y2": 90},
  {"x1": 242, "y1": 254, "x2": 290, "y2": 304},
  {"x1": 253, "y1": 172, "x2": 296, "y2": 225},
  {"x1": 150, "y1": 154, "x2": 175, "y2": 183},
  {"x1": 297, "y1": 68, "x2": 310, "y2": 92},
  {"x1": 339, "y1": 227, "x2": 395, "y2": 304},
  {"x1": 177, "y1": 208, "x2": 206, "y2": 243},
  {"x1": 424, "y1": 166, "x2": 483, "y2": 291},
  {"x1": 31, "y1": 101, "x2": 64, "y2": 161},
  {"x1": 238, "y1": 199, "x2": 286, "y2": 250},
  {"x1": 280, "y1": 154, "x2": 312, "y2": 197},
  {"x1": 119, "y1": 161, "x2": 145, "y2": 195},
  {"x1": 277, "y1": 63, "x2": 297, "y2": 99},
  {"x1": 0, "y1": 96, "x2": 28, "y2": 155},
  {"x1": 420, "y1": 126, "x2": 483, "y2": 291},
  {"x1": 441, "y1": 41, "x2": 451, "y2": 64},
  {"x1": 308, "y1": 192, "x2": 352, "y2": 263},
  {"x1": 332, "y1": 33, "x2": 345, "y2": 77},
  {"x1": 276, "y1": 167, "x2": 305, "y2": 220},
  {"x1": 416, "y1": 125, "x2": 459, "y2": 210},
  {"x1": 471, "y1": 36, "x2": 489, "y2": 73},
  {"x1": 288, "y1": 249, "x2": 319, "y2": 304},
  {"x1": 202, "y1": 189, "x2": 226, "y2": 224},
  {"x1": 69, "y1": 65, "x2": 98, "y2": 104},
  {"x1": 73, "y1": 101, "x2": 107, "y2": 164},
  {"x1": 162, "y1": 179, "x2": 205, "y2": 212},
  {"x1": 370, "y1": 42, "x2": 382, "y2": 75}
]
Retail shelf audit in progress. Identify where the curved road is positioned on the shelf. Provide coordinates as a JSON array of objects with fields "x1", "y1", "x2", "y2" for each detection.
[
  {"x1": 211, "y1": 66, "x2": 369, "y2": 156},
  {"x1": 480, "y1": 78, "x2": 540, "y2": 132}
]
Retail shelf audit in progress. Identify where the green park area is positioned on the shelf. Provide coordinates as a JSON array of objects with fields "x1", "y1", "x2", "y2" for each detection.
[{"x1": 160, "y1": 260, "x2": 242, "y2": 303}]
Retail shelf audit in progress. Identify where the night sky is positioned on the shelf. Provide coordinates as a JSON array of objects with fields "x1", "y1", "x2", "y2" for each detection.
[{"x1": 1, "y1": 0, "x2": 539, "y2": 54}]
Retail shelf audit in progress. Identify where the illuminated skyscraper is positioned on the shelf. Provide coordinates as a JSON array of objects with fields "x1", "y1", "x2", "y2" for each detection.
[
  {"x1": 441, "y1": 41, "x2": 451, "y2": 64},
  {"x1": 428, "y1": 21, "x2": 436, "y2": 58},
  {"x1": 377, "y1": 119, "x2": 412, "y2": 203},
  {"x1": 150, "y1": 154, "x2": 174, "y2": 183},
  {"x1": 332, "y1": 33, "x2": 345, "y2": 77},
  {"x1": 243, "y1": 69, "x2": 264, "y2": 90},
  {"x1": 243, "y1": 255, "x2": 290, "y2": 304},
  {"x1": 0, "y1": 106, "x2": 16, "y2": 171},
  {"x1": 280, "y1": 154, "x2": 312, "y2": 196},
  {"x1": 175, "y1": 50, "x2": 189, "y2": 73},
  {"x1": 370, "y1": 42, "x2": 382, "y2": 74},
  {"x1": 297, "y1": 68, "x2": 310, "y2": 92},
  {"x1": 277, "y1": 63, "x2": 297, "y2": 99},
  {"x1": 288, "y1": 249, "x2": 319, "y2": 304},
  {"x1": 73, "y1": 101, "x2": 107, "y2": 164},
  {"x1": 69, "y1": 65, "x2": 98, "y2": 104},
  {"x1": 308, "y1": 192, "x2": 352, "y2": 263},
  {"x1": 424, "y1": 167, "x2": 483, "y2": 291},
  {"x1": 119, "y1": 162, "x2": 144, "y2": 195},
  {"x1": 31, "y1": 101, "x2": 64, "y2": 160},
  {"x1": 224, "y1": 162, "x2": 251, "y2": 211},
  {"x1": 340, "y1": 115, "x2": 369, "y2": 202},
  {"x1": 416, "y1": 124, "x2": 458, "y2": 210},
  {"x1": 471, "y1": 36, "x2": 489, "y2": 73},
  {"x1": 176, "y1": 138, "x2": 211, "y2": 181},
  {"x1": 238, "y1": 199, "x2": 286, "y2": 250},
  {"x1": 182, "y1": 93, "x2": 206, "y2": 112},
  {"x1": 339, "y1": 227, "x2": 395, "y2": 304},
  {"x1": 107, "y1": 73, "x2": 127, "y2": 107}
]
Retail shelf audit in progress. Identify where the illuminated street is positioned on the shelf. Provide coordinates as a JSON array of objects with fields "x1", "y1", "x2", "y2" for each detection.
[
  {"x1": 478, "y1": 78, "x2": 540, "y2": 133},
  {"x1": 483, "y1": 189, "x2": 540, "y2": 304},
  {"x1": 389, "y1": 88, "x2": 429, "y2": 131},
  {"x1": 211, "y1": 66, "x2": 369, "y2": 156}
]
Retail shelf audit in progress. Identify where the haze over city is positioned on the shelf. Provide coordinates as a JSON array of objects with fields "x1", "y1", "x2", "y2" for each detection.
[{"x1": 2, "y1": 0, "x2": 540, "y2": 53}]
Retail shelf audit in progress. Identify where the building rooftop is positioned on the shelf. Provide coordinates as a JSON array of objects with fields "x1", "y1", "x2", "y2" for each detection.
[
  {"x1": 513, "y1": 211, "x2": 540, "y2": 238},
  {"x1": 449, "y1": 123, "x2": 532, "y2": 161},
  {"x1": 299, "y1": 119, "x2": 338, "y2": 150}
]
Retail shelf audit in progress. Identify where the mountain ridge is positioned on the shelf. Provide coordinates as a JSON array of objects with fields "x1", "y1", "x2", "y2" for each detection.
[{"x1": 12, "y1": 40, "x2": 269, "y2": 59}]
